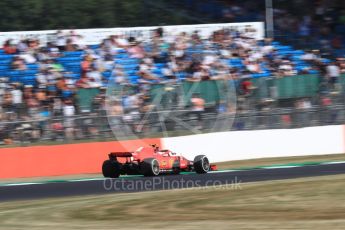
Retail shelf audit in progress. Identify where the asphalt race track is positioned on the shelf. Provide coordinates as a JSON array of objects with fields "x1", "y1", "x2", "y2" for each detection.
[{"x1": 1, "y1": 163, "x2": 345, "y2": 202}]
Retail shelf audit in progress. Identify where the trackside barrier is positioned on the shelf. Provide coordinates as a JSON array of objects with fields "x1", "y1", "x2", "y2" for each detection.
[
  {"x1": 0, "y1": 125, "x2": 344, "y2": 179},
  {"x1": 161, "y1": 125, "x2": 345, "y2": 163},
  {"x1": 0, "y1": 138, "x2": 161, "y2": 179}
]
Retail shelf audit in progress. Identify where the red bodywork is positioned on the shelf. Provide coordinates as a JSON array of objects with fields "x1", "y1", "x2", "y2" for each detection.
[
  {"x1": 110, "y1": 147, "x2": 191, "y2": 171},
  {"x1": 108, "y1": 146, "x2": 217, "y2": 173}
]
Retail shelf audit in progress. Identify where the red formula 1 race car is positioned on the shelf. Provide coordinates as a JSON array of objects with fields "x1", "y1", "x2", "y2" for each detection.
[{"x1": 102, "y1": 145, "x2": 217, "y2": 178}]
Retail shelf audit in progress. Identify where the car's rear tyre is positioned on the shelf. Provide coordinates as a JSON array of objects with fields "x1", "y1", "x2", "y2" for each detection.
[
  {"x1": 141, "y1": 158, "x2": 160, "y2": 176},
  {"x1": 102, "y1": 160, "x2": 121, "y2": 178},
  {"x1": 193, "y1": 155, "x2": 210, "y2": 174}
]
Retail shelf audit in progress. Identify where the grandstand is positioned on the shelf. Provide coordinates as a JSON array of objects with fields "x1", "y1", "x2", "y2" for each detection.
[
  {"x1": 171, "y1": 0, "x2": 345, "y2": 57},
  {"x1": 0, "y1": 40, "x2": 335, "y2": 85},
  {"x1": 0, "y1": 6, "x2": 344, "y2": 144}
]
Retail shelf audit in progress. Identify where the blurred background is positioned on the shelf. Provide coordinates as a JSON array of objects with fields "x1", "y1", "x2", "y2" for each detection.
[{"x1": 0, "y1": 0, "x2": 344, "y2": 145}]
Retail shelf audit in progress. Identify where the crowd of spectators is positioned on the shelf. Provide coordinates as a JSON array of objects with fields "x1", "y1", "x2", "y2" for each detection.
[
  {"x1": 271, "y1": 0, "x2": 345, "y2": 56},
  {"x1": 181, "y1": 0, "x2": 345, "y2": 56},
  {"x1": 0, "y1": 23, "x2": 344, "y2": 144}
]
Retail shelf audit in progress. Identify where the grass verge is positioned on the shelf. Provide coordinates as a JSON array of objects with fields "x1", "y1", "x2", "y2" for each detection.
[
  {"x1": 216, "y1": 153, "x2": 345, "y2": 169},
  {"x1": 1, "y1": 174, "x2": 345, "y2": 229}
]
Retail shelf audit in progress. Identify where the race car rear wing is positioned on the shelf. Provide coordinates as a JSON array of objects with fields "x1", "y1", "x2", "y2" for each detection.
[{"x1": 109, "y1": 152, "x2": 133, "y2": 158}]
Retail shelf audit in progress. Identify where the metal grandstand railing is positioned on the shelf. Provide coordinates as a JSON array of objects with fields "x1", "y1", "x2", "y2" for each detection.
[{"x1": 1, "y1": 104, "x2": 344, "y2": 146}]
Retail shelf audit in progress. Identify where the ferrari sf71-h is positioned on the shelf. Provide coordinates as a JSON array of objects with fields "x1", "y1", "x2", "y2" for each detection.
[{"x1": 102, "y1": 145, "x2": 216, "y2": 178}]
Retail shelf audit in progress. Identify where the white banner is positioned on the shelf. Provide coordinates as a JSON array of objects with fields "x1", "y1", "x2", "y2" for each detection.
[{"x1": 0, "y1": 22, "x2": 264, "y2": 46}]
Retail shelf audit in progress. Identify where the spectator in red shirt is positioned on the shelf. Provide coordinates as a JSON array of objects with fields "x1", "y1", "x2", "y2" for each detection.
[
  {"x1": 81, "y1": 55, "x2": 92, "y2": 74},
  {"x1": 3, "y1": 39, "x2": 17, "y2": 54},
  {"x1": 240, "y1": 78, "x2": 253, "y2": 96}
]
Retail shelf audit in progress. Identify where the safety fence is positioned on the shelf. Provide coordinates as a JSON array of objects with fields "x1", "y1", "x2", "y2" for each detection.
[{"x1": 1, "y1": 105, "x2": 344, "y2": 146}]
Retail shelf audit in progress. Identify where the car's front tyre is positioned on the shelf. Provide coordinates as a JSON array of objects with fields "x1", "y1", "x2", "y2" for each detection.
[{"x1": 193, "y1": 155, "x2": 210, "y2": 174}]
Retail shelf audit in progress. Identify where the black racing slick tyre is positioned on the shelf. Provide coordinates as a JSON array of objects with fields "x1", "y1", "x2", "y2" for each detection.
[
  {"x1": 193, "y1": 155, "x2": 210, "y2": 174},
  {"x1": 102, "y1": 160, "x2": 121, "y2": 178},
  {"x1": 141, "y1": 158, "x2": 160, "y2": 176}
]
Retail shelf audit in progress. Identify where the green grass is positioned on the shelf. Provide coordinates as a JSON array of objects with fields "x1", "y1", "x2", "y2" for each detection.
[
  {"x1": 216, "y1": 153, "x2": 345, "y2": 169},
  {"x1": 1, "y1": 174, "x2": 345, "y2": 229}
]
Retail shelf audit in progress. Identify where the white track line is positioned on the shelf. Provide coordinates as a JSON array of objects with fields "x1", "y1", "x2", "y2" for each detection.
[
  {"x1": 261, "y1": 165, "x2": 300, "y2": 169},
  {"x1": 320, "y1": 161, "x2": 345, "y2": 165}
]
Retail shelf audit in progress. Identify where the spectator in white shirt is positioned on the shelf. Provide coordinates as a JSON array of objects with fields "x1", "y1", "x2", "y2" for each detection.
[
  {"x1": 74, "y1": 35, "x2": 87, "y2": 50},
  {"x1": 86, "y1": 66, "x2": 103, "y2": 88},
  {"x1": 115, "y1": 35, "x2": 129, "y2": 48},
  {"x1": 63, "y1": 99, "x2": 75, "y2": 139},
  {"x1": 10, "y1": 84, "x2": 24, "y2": 116},
  {"x1": 326, "y1": 62, "x2": 340, "y2": 90},
  {"x1": 11, "y1": 84, "x2": 23, "y2": 105},
  {"x1": 36, "y1": 71, "x2": 48, "y2": 87},
  {"x1": 63, "y1": 102, "x2": 75, "y2": 117},
  {"x1": 55, "y1": 30, "x2": 66, "y2": 51}
]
